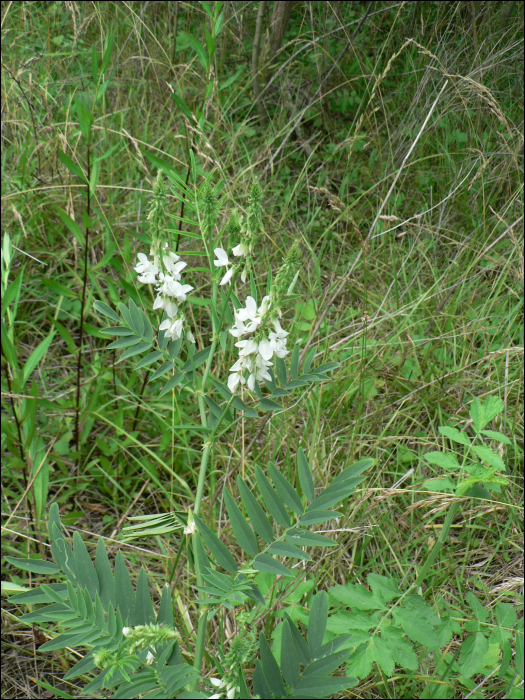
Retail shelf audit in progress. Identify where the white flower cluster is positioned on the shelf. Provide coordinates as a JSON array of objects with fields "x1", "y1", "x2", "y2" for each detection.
[
  {"x1": 227, "y1": 295, "x2": 288, "y2": 393},
  {"x1": 134, "y1": 247, "x2": 195, "y2": 343},
  {"x1": 213, "y1": 246, "x2": 250, "y2": 286},
  {"x1": 208, "y1": 676, "x2": 239, "y2": 700}
]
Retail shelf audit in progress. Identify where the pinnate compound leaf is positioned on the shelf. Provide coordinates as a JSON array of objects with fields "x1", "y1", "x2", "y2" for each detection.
[
  {"x1": 259, "y1": 633, "x2": 285, "y2": 698},
  {"x1": 459, "y1": 633, "x2": 489, "y2": 679},
  {"x1": 481, "y1": 429, "x2": 511, "y2": 444},
  {"x1": 439, "y1": 426, "x2": 471, "y2": 446},
  {"x1": 435, "y1": 615, "x2": 462, "y2": 647},
  {"x1": 193, "y1": 515, "x2": 238, "y2": 574},
  {"x1": 308, "y1": 591, "x2": 328, "y2": 659},
  {"x1": 223, "y1": 489, "x2": 258, "y2": 557},
  {"x1": 326, "y1": 609, "x2": 376, "y2": 634},
  {"x1": 268, "y1": 461, "x2": 303, "y2": 515},
  {"x1": 346, "y1": 642, "x2": 374, "y2": 679},
  {"x1": 297, "y1": 447, "x2": 315, "y2": 501},
  {"x1": 393, "y1": 599, "x2": 440, "y2": 650},
  {"x1": 237, "y1": 477, "x2": 274, "y2": 543},
  {"x1": 372, "y1": 634, "x2": 395, "y2": 676}
]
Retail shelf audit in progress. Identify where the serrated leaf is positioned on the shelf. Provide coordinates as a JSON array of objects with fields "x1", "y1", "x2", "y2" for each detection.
[
  {"x1": 326, "y1": 609, "x2": 375, "y2": 633},
  {"x1": 330, "y1": 582, "x2": 386, "y2": 611},
  {"x1": 458, "y1": 633, "x2": 489, "y2": 679},
  {"x1": 297, "y1": 447, "x2": 315, "y2": 502},
  {"x1": 438, "y1": 426, "x2": 471, "y2": 446},
  {"x1": 346, "y1": 642, "x2": 374, "y2": 679},
  {"x1": 481, "y1": 429, "x2": 511, "y2": 444},
  {"x1": 471, "y1": 445, "x2": 506, "y2": 470},
  {"x1": 253, "y1": 554, "x2": 293, "y2": 577},
  {"x1": 268, "y1": 461, "x2": 304, "y2": 515},
  {"x1": 223, "y1": 490, "x2": 258, "y2": 557},
  {"x1": 308, "y1": 591, "x2": 328, "y2": 659},
  {"x1": 367, "y1": 574, "x2": 401, "y2": 603},
  {"x1": 255, "y1": 465, "x2": 290, "y2": 528},
  {"x1": 381, "y1": 626, "x2": 418, "y2": 671},
  {"x1": 193, "y1": 516, "x2": 238, "y2": 574},
  {"x1": 424, "y1": 451, "x2": 459, "y2": 470},
  {"x1": 237, "y1": 477, "x2": 274, "y2": 543}
]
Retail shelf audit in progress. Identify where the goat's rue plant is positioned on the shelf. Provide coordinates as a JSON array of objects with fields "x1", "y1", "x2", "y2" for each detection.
[{"x1": 7, "y1": 173, "x2": 371, "y2": 698}]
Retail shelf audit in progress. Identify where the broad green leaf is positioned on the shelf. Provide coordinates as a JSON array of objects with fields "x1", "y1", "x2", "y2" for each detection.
[
  {"x1": 253, "y1": 659, "x2": 272, "y2": 700},
  {"x1": 330, "y1": 582, "x2": 387, "y2": 611},
  {"x1": 253, "y1": 554, "x2": 293, "y2": 577},
  {"x1": 466, "y1": 591, "x2": 488, "y2": 622},
  {"x1": 255, "y1": 466, "x2": 290, "y2": 528},
  {"x1": 285, "y1": 529, "x2": 336, "y2": 547},
  {"x1": 423, "y1": 451, "x2": 459, "y2": 470},
  {"x1": 93, "y1": 300, "x2": 121, "y2": 324},
  {"x1": 346, "y1": 642, "x2": 374, "y2": 679},
  {"x1": 372, "y1": 634, "x2": 395, "y2": 676},
  {"x1": 439, "y1": 426, "x2": 471, "y2": 446},
  {"x1": 458, "y1": 633, "x2": 489, "y2": 679},
  {"x1": 381, "y1": 626, "x2": 418, "y2": 671},
  {"x1": 326, "y1": 609, "x2": 376, "y2": 633},
  {"x1": 237, "y1": 477, "x2": 274, "y2": 543},
  {"x1": 292, "y1": 676, "x2": 358, "y2": 697},
  {"x1": 275, "y1": 357, "x2": 287, "y2": 385},
  {"x1": 367, "y1": 574, "x2": 401, "y2": 603},
  {"x1": 194, "y1": 515, "x2": 238, "y2": 574},
  {"x1": 4, "y1": 557, "x2": 60, "y2": 575},
  {"x1": 223, "y1": 490, "x2": 258, "y2": 557},
  {"x1": 281, "y1": 620, "x2": 300, "y2": 686},
  {"x1": 297, "y1": 447, "x2": 315, "y2": 501},
  {"x1": 268, "y1": 541, "x2": 311, "y2": 561},
  {"x1": 22, "y1": 331, "x2": 55, "y2": 388},
  {"x1": 471, "y1": 445, "x2": 506, "y2": 470},
  {"x1": 308, "y1": 591, "x2": 328, "y2": 659},
  {"x1": 268, "y1": 461, "x2": 303, "y2": 515},
  {"x1": 393, "y1": 599, "x2": 440, "y2": 650}
]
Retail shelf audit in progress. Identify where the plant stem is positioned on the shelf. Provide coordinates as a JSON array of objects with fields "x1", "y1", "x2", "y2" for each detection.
[{"x1": 414, "y1": 500, "x2": 461, "y2": 589}]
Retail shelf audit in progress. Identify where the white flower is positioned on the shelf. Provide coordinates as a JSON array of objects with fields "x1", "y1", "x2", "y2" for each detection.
[
  {"x1": 209, "y1": 678, "x2": 224, "y2": 688},
  {"x1": 163, "y1": 252, "x2": 187, "y2": 278},
  {"x1": 227, "y1": 370, "x2": 245, "y2": 393},
  {"x1": 157, "y1": 275, "x2": 194, "y2": 303},
  {"x1": 220, "y1": 267, "x2": 234, "y2": 286},
  {"x1": 236, "y1": 296, "x2": 257, "y2": 323},
  {"x1": 229, "y1": 319, "x2": 246, "y2": 338},
  {"x1": 184, "y1": 520, "x2": 197, "y2": 535},
  {"x1": 187, "y1": 329, "x2": 196, "y2": 344},
  {"x1": 232, "y1": 242, "x2": 249, "y2": 257},
  {"x1": 153, "y1": 294, "x2": 178, "y2": 318},
  {"x1": 134, "y1": 253, "x2": 158, "y2": 284},
  {"x1": 159, "y1": 316, "x2": 184, "y2": 340},
  {"x1": 236, "y1": 339, "x2": 258, "y2": 357},
  {"x1": 213, "y1": 248, "x2": 230, "y2": 267},
  {"x1": 241, "y1": 268, "x2": 248, "y2": 283},
  {"x1": 122, "y1": 627, "x2": 131, "y2": 637},
  {"x1": 145, "y1": 651, "x2": 155, "y2": 665}
]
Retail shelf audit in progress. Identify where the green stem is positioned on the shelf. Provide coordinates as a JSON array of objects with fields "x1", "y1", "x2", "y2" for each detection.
[{"x1": 414, "y1": 500, "x2": 461, "y2": 589}]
